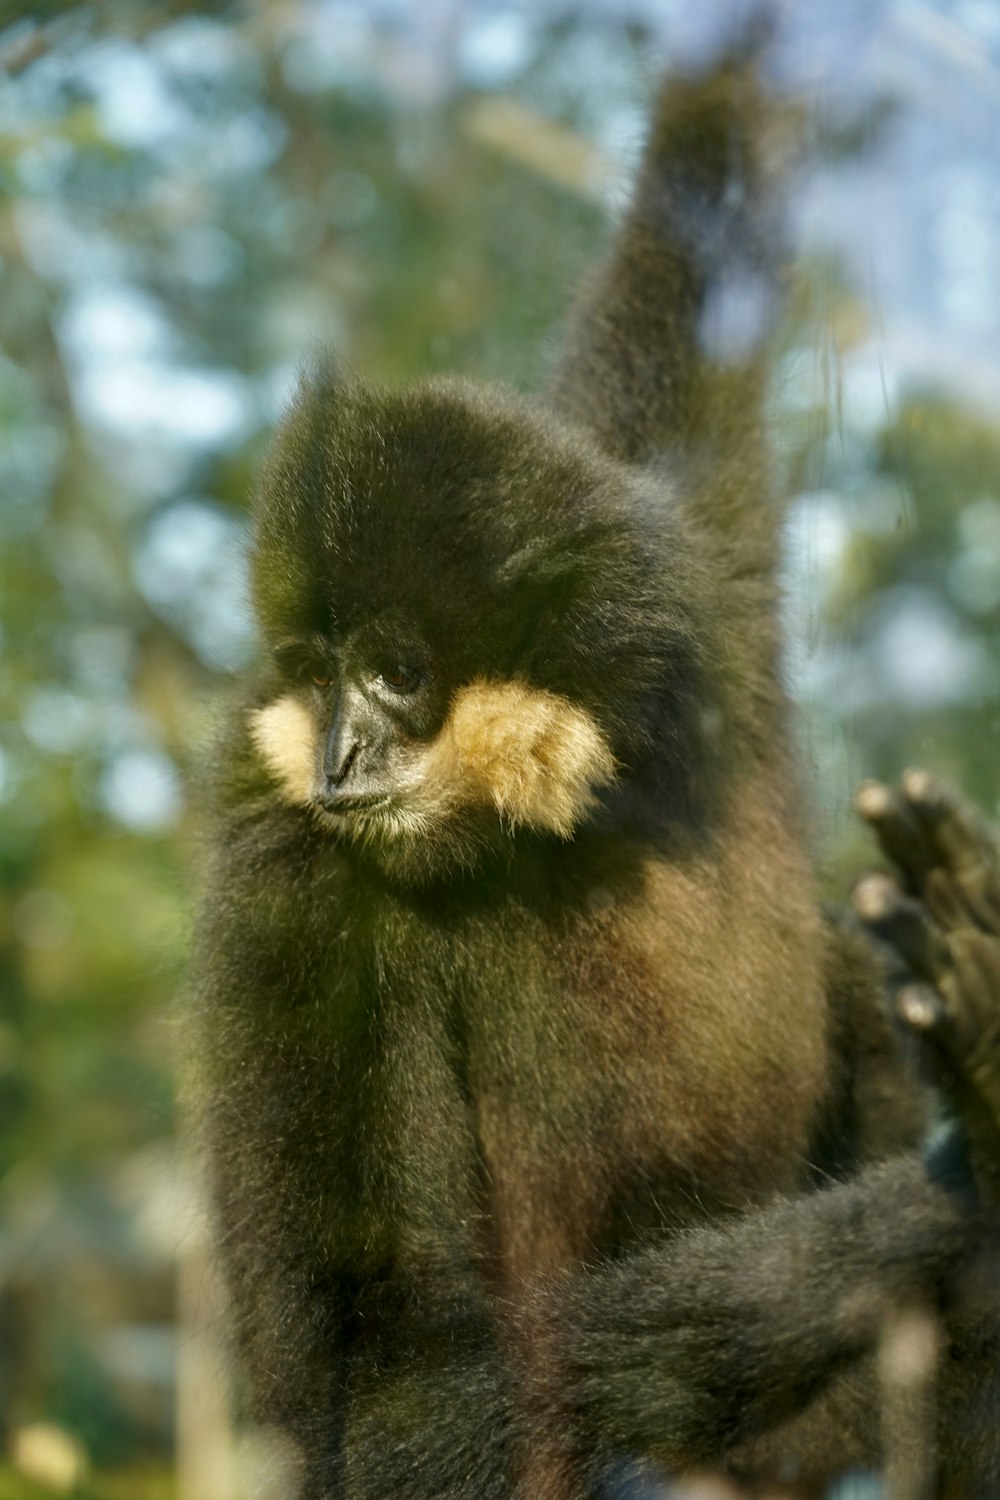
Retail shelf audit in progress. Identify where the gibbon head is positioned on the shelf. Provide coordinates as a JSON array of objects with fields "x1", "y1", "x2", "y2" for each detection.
[{"x1": 246, "y1": 369, "x2": 707, "y2": 881}]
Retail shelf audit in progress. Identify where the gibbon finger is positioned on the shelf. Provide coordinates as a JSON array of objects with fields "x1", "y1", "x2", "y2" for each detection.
[
  {"x1": 924, "y1": 868, "x2": 976, "y2": 937},
  {"x1": 944, "y1": 931, "x2": 1000, "y2": 1042},
  {"x1": 854, "y1": 780, "x2": 935, "y2": 892},
  {"x1": 902, "y1": 770, "x2": 1000, "y2": 927},
  {"x1": 852, "y1": 874, "x2": 952, "y2": 985}
]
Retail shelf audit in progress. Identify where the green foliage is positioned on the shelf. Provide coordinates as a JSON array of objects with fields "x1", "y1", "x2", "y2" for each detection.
[
  {"x1": 0, "y1": 1464, "x2": 174, "y2": 1500},
  {"x1": 0, "y1": 1467, "x2": 59, "y2": 1500}
]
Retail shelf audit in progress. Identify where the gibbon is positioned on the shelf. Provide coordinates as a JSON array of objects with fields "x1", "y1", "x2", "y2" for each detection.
[{"x1": 191, "y1": 55, "x2": 1000, "y2": 1499}]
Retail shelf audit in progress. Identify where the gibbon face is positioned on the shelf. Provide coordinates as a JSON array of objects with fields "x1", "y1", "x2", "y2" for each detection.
[{"x1": 246, "y1": 370, "x2": 710, "y2": 879}]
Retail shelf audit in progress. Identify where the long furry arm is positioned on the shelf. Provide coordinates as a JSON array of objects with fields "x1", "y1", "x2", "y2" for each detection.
[{"x1": 548, "y1": 53, "x2": 791, "y2": 575}]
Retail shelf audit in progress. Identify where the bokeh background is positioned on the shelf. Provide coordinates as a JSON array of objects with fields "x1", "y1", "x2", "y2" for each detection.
[{"x1": 1, "y1": 1, "x2": 998, "y2": 1495}]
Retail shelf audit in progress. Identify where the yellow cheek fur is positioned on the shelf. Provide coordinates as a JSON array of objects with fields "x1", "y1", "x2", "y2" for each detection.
[
  {"x1": 249, "y1": 695, "x2": 318, "y2": 805},
  {"x1": 426, "y1": 680, "x2": 616, "y2": 838},
  {"x1": 249, "y1": 681, "x2": 616, "y2": 837}
]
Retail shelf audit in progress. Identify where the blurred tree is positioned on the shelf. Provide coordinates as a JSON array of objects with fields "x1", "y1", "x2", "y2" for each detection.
[{"x1": 0, "y1": 1, "x2": 625, "y2": 1481}]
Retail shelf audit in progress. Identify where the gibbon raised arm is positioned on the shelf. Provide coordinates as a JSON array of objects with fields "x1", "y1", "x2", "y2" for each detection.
[{"x1": 192, "y1": 52, "x2": 1000, "y2": 1500}]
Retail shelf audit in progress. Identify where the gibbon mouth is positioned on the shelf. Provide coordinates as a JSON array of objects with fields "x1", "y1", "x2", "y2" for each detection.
[{"x1": 315, "y1": 793, "x2": 391, "y2": 815}]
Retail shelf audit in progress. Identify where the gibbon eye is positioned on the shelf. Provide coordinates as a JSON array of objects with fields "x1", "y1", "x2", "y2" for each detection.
[
  {"x1": 273, "y1": 640, "x2": 335, "y2": 688},
  {"x1": 379, "y1": 664, "x2": 421, "y2": 694}
]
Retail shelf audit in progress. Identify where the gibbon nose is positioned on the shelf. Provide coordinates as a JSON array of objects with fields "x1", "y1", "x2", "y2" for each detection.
[
  {"x1": 323, "y1": 705, "x2": 360, "y2": 789},
  {"x1": 324, "y1": 742, "x2": 359, "y2": 790}
]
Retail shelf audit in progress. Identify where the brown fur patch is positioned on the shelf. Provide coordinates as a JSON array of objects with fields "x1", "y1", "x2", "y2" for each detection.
[
  {"x1": 425, "y1": 680, "x2": 616, "y2": 837},
  {"x1": 249, "y1": 694, "x2": 317, "y2": 805}
]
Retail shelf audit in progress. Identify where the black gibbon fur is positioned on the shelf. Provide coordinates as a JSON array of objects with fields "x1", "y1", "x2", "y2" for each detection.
[{"x1": 191, "y1": 60, "x2": 1000, "y2": 1498}]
